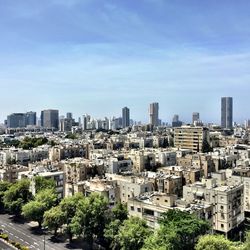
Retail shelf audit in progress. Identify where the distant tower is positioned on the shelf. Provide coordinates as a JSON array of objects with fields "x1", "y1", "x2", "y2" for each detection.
[
  {"x1": 172, "y1": 114, "x2": 182, "y2": 127},
  {"x1": 192, "y1": 112, "x2": 200, "y2": 124},
  {"x1": 66, "y1": 112, "x2": 73, "y2": 120},
  {"x1": 41, "y1": 109, "x2": 59, "y2": 130},
  {"x1": 122, "y1": 107, "x2": 130, "y2": 128},
  {"x1": 221, "y1": 97, "x2": 233, "y2": 129},
  {"x1": 149, "y1": 102, "x2": 159, "y2": 126}
]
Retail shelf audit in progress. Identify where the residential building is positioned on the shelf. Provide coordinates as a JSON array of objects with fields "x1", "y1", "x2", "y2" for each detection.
[
  {"x1": 127, "y1": 192, "x2": 213, "y2": 228},
  {"x1": 183, "y1": 178, "x2": 244, "y2": 235},
  {"x1": 174, "y1": 126, "x2": 210, "y2": 153}
]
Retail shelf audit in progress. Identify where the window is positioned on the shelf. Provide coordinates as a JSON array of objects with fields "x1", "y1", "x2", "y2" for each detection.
[
  {"x1": 130, "y1": 206, "x2": 134, "y2": 211},
  {"x1": 157, "y1": 198, "x2": 159, "y2": 201},
  {"x1": 221, "y1": 224, "x2": 224, "y2": 229},
  {"x1": 137, "y1": 208, "x2": 141, "y2": 212},
  {"x1": 220, "y1": 205, "x2": 224, "y2": 210},
  {"x1": 165, "y1": 200, "x2": 168, "y2": 203}
]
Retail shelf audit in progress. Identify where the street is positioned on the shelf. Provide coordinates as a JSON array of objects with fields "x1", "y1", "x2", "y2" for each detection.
[
  {"x1": 0, "y1": 214, "x2": 79, "y2": 250},
  {"x1": 0, "y1": 239, "x2": 14, "y2": 250}
]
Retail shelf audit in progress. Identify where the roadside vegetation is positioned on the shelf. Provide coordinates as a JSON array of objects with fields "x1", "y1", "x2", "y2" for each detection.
[{"x1": 1, "y1": 178, "x2": 250, "y2": 249}]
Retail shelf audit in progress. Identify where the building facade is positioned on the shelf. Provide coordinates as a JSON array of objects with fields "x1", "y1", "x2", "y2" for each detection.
[
  {"x1": 122, "y1": 107, "x2": 130, "y2": 128},
  {"x1": 221, "y1": 97, "x2": 233, "y2": 129},
  {"x1": 41, "y1": 109, "x2": 59, "y2": 130},
  {"x1": 149, "y1": 102, "x2": 159, "y2": 126},
  {"x1": 174, "y1": 126, "x2": 209, "y2": 153}
]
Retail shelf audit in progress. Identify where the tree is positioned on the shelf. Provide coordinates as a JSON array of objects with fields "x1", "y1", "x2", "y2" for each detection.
[
  {"x1": 65, "y1": 133, "x2": 77, "y2": 139},
  {"x1": 70, "y1": 193, "x2": 109, "y2": 244},
  {"x1": 35, "y1": 188, "x2": 58, "y2": 209},
  {"x1": 0, "y1": 181, "x2": 11, "y2": 211},
  {"x1": 195, "y1": 235, "x2": 242, "y2": 250},
  {"x1": 104, "y1": 219, "x2": 122, "y2": 250},
  {"x1": 112, "y1": 203, "x2": 128, "y2": 221},
  {"x1": 118, "y1": 216, "x2": 151, "y2": 250},
  {"x1": 3, "y1": 179, "x2": 32, "y2": 216},
  {"x1": 157, "y1": 210, "x2": 210, "y2": 250},
  {"x1": 22, "y1": 189, "x2": 57, "y2": 227},
  {"x1": 22, "y1": 201, "x2": 44, "y2": 227},
  {"x1": 59, "y1": 193, "x2": 85, "y2": 243},
  {"x1": 243, "y1": 231, "x2": 250, "y2": 250},
  {"x1": 104, "y1": 203, "x2": 128, "y2": 249},
  {"x1": 142, "y1": 225, "x2": 178, "y2": 250},
  {"x1": 34, "y1": 176, "x2": 56, "y2": 193},
  {"x1": 43, "y1": 206, "x2": 65, "y2": 236}
]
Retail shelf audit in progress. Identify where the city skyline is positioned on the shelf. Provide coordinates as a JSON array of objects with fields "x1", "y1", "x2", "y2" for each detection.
[
  {"x1": 1, "y1": 1, "x2": 250, "y2": 122},
  {"x1": 2, "y1": 97, "x2": 246, "y2": 126}
]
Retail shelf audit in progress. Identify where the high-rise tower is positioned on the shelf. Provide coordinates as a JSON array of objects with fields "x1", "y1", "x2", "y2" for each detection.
[
  {"x1": 192, "y1": 112, "x2": 200, "y2": 124},
  {"x1": 41, "y1": 109, "x2": 59, "y2": 130},
  {"x1": 149, "y1": 102, "x2": 159, "y2": 126},
  {"x1": 122, "y1": 107, "x2": 130, "y2": 128},
  {"x1": 221, "y1": 97, "x2": 233, "y2": 129}
]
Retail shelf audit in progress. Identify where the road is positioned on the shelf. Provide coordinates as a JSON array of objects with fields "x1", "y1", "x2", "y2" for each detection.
[
  {"x1": 0, "y1": 214, "x2": 72, "y2": 250},
  {"x1": 0, "y1": 239, "x2": 14, "y2": 250}
]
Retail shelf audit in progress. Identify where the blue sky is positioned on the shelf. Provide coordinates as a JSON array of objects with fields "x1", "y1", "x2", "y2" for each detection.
[{"x1": 1, "y1": 0, "x2": 250, "y2": 124}]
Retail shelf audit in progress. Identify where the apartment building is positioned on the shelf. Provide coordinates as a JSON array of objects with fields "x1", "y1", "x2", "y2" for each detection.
[
  {"x1": 183, "y1": 178, "x2": 244, "y2": 235},
  {"x1": 106, "y1": 173, "x2": 154, "y2": 203},
  {"x1": 0, "y1": 165, "x2": 29, "y2": 182},
  {"x1": 127, "y1": 192, "x2": 213, "y2": 228},
  {"x1": 73, "y1": 177, "x2": 120, "y2": 206},
  {"x1": 174, "y1": 126, "x2": 209, "y2": 153}
]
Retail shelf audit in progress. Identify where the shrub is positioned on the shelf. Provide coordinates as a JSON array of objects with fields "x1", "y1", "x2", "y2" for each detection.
[{"x1": 0, "y1": 233, "x2": 9, "y2": 241}]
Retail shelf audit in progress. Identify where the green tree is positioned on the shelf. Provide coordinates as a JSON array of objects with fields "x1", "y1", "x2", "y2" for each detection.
[
  {"x1": 0, "y1": 181, "x2": 11, "y2": 211},
  {"x1": 22, "y1": 200, "x2": 45, "y2": 227},
  {"x1": 65, "y1": 133, "x2": 77, "y2": 139},
  {"x1": 22, "y1": 189, "x2": 57, "y2": 227},
  {"x1": 118, "y1": 216, "x2": 151, "y2": 250},
  {"x1": 43, "y1": 206, "x2": 65, "y2": 236},
  {"x1": 70, "y1": 193, "x2": 109, "y2": 244},
  {"x1": 142, "y1": 225, "x2": 178, "y2": 250},
  {"x1": 19, "y1": 137, "x2": 48, "y2": 149},
  {"x1": 157, "y1": 210, "x2": 210, "y2": 250},
  {"x1": 104, "y1": 219, "x2": 122, "y2": 250},
  {"x1": 104, "y1": 203, "x2": 128, "y2": 249},
  {"x1": 59, "y1": 193, "x2": 85, "y2": 243},
  {"x1": 3, "y1": 179, "x2": 32, "y2": 216},
  {"x1": 34, "y1": 176, "x2": 56, "y2": 193},
  {"x1": 242, "y1": 231, "x2": 250, "y2": 250},
  {"x1": 112, "y1": 203, "x2": 128, "y2": 221},
  {"x1": 195, "y1": 235, "x2": 242, "y2": 250}
]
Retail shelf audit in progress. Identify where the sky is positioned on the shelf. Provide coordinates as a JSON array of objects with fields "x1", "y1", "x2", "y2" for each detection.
[{"x1": 0, "y1": 0, "x2": 250, "y2": 124}]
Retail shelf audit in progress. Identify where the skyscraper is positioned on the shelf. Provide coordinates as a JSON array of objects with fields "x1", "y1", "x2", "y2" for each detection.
[
  {"x1": 66, "y1": 112, "x2": 73, "y2": 120},
  {"x1": 122, "y1": 107, "x2": 130, "y2": 128},
  {"x1": 192, "y1": 112, "x2": 200, "y2": 124},
  {"x1": 221, "y1": 97, "x2": 233, "y2": 129},
  {"x1": 172, "y1": 114, "x2": 182, "y2": 127},
  {"x1": 7, "y1": 113, "x2": 26, "y2": 128},
  {"x1": 149, "y1": 102, "x2": 159, "y2": 126},
  {"x1": 41, "y1": 109, "x2": 59, "y2": 130},
  {"x1": 25, "y1": 111, "x2": 36, "y2": 126}
]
